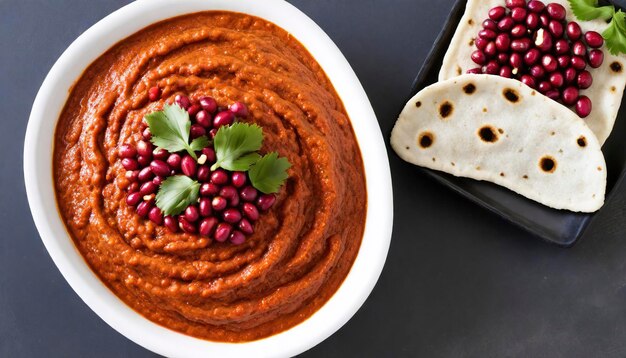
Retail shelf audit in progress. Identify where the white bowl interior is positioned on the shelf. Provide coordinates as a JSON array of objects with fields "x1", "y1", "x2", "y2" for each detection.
[{"x1": 23, "y1": 0, "x2": 393, "y2": 357}]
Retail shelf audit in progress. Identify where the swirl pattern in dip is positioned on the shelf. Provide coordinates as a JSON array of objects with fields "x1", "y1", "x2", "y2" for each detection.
[{"x1": 53, "y1": 11, "x2": 366, "y2": 342}]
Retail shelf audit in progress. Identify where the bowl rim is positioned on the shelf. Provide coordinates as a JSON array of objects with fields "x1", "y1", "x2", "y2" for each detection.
[{"x1": 23, "y1": 0, "x2": 393, "y2": 357}]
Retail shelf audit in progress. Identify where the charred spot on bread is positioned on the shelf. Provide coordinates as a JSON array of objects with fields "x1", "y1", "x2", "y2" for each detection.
[
  {"x1": 463, "y1": 83, "x2": 476, "y2": 94},
  {"x1": 540, "y1": 156, "x2": 557, "y2": 173},
  {"x1": 468, "y1": 19, "x2": 474, "y2": 25},
  {"x1": 610, "y1": 61, "x2": 622, "y2": 73},
  {"x1": 417, "y1": 132, "x2": 434, "y2": 148},
  {"x1": 577, "y1": 136, "x2": 587, "y2": 147},
  {"x1": 478, "y1": 125, "x2": 499, "y2": 143},
  {"x1": 415, "y1": 101, "x2": 421, "y2": 108},
  {"x1": 439, "y1": 101, "x2": 453, "y2": 118},
  {"x1": 503, "y1": 88, "x2": 520, "y2": 103}
]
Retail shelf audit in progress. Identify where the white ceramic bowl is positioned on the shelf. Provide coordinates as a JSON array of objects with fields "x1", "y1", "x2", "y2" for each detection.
[{"x1": 24, "y1": 0, "x2": 393, "y2": 357}]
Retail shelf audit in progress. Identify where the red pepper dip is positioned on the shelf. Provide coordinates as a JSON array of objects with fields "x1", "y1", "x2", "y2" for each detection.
[{"x1": 53, "y1": 11, "x2": 366, "y2": 342}]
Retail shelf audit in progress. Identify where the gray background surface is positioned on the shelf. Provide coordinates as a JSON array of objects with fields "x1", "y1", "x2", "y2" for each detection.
[{"x1": 2, "y1": 0, "x2": 626, "y2": 357}]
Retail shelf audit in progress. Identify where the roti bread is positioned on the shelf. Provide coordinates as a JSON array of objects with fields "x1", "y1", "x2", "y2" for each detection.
[
  {"x1": 391, "y1": 74, "x2": 606, "y2": 212},
  {"x1": 438, "y1": 0, "x2": 626, "y2": 144}
]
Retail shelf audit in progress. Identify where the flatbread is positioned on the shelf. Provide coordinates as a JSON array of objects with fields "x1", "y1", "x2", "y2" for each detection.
[
  {"x1": 391, "y1": 74, "x2": 606, "y2": 212},
  {"x1": 439, "y1": 0, "x2": 626, "y2": 144}
]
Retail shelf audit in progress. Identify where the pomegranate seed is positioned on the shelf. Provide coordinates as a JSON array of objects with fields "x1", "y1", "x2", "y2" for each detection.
[
  {"x1": 484, "y1": 42, "x2": 497, "y2": 56},
  {"x1": 497, "y1": 53, "x2": 509, "y2": 64},
  {"x1": 498, "y1": 17, "x2": 515, "y2": 31},
  {"x1": 197, "y1": 165, "x2": 210, "y2": 181},
  {"x1": 527, "y1": 0, "x2": 545, "y2": 13},
  {"x1": 199, "y1": 96, "x2": 217, "y2": 113},
  {"x1": 562, "y1": 86, "x2": 580, "y2": 105},
  {"x1": 137, "y1": 155, "x2": 150, "y2": 168},
  {"x1": 549, "y1": 72, "x2": 564, "y2": 88},
  {"x1": 524, "y1": 48, "x2": 541, "y2": 65},
  {"x1": 526, "y1": 13, "x2": 540, "y2": 29},
  {"x1": 588, "y1": 49, "x2": 604, "y2": 68},
  {"x1": 200, "y1": 182, "x2": 220, "y2": 196},
  {"x1": 511, "y1": 7, "x2": 527, "y2": 22},
  {"x1": 576, "y1": 96, "x2": 592, "y2": 117},
  {"x1": 478, "y1": 29, "x2": 497, "y2": 40},
  {"x1": 199, "y1": 198, "x2": 212, "y2": 217},
  {"x1": 212, "y1": 196, "x2": 228, "y2": 211},
  {"x1": 150, "y1": 160, "x2": 170, "y2": 177},
  {"x1": 520, "y1": 75, "x2": 536, "y2": 88},
  {"x1": 567, "y1": 22, "x2": 582, "y2": 41},
  {"x1": 153, "y1": 176, "x2": 164, "y2": 186},
  {"x1": 539, "y1": 13, "x2": 550, "y2": 27},
  {"x1": 511, "y1": 38, "x2": 531, "y2": 52},
  {"x1": 223, "y1": 208, "x2": 242, "y2": 224},
  {"x1": 546, "y1": 3, "x2": 566, "y2": 20},
  {"x1": 534, "y1": 29, "x2": 552, "y2": 52},
  {"x1": 181, "y1": 155, "x2": 197, "y2": 177},
  {"x1": 489, "y1": 6, "x2": 506, "y2": 20},
  {"x1": 137, "y1": 201, "x2": 152, "y2": 218},
  {"x1": 142, "y1": 127, "x2": 152, "y2": 140},
  {"x1": 256, "y1": 194, "x2": 276, "y2": 211},
  {"x1": 510, "y1": 53, "x2": 523, "y2": 68},
  {"x1": 201, "y1": 147, "x2": 216, "y2": 163},
  {"x1": 166, "y1": 153, "x2": 182, "y2": 169},
  {"x1": 187, "y1": 104, "x2": 201, "y2": 117},
  {"x1": 220, "y1": 186, "x2": 238, "y2": 199},
  {"x1": 209, "y1": 129, "x2": 218, "y2": 139},
  {"x1": 140, "y1": 181, "x2": 158, "y2": 196},
  {"x1": 495, "y1": 34, "x2": 511, "y2": 52},
  {"x1": 154, "y1": 148, "x2": 169, "y2": 161},
  {"x1": 484, "y1": 60, "x2": 500, "y2": 75},
  {"x1": 573, "y1": 41, "x2": 587, "y2": 56},
  {"x1": 122, "y1": 158, "x2": 139, "y2": 170},
  {"x1": 126, "y1": 192, "x2": 142, "y2": 206},
  {"x1": 229, "y1": 230, "x2": 246, "y2": 245},
  {"x1": 179, "y1": 217, "x2": 197, "y2": 234},
  {"x1": 483, "y1": 19, "x2": 498, "y2": 31},
  {"x1": 475, "y1": 37, "x2": 489, "y2": 50},
  {"x1": 138, "y1": 167, "x2": 154, "y2": 182},
  {"x1": 467, "y1": 68, "x2": 483, "y2": 74},
  {"x1": 229, "y1": 102, "x2": 249, "y2": 118},
  {"x1": 190, "y1": 124, "x2": 206, "y2": 139},
  {"x1": 510, "y1": 24, "x2": 527, "y2": 38},
  {"x1": 213, "y1": 111, "x2": 235, "y2": 128},
  {"x1": 471, "y1": 51, "x2": 487, "y2": 66},
  {"x1": 149, "y1": 207, "x2": 163, "y2": 225},
  {"x1": 555, "y1": 40, "x2": 570, "y2": 55},
  {"x1": 548, "y1": 20, "x2": 564, "y2": 38},
  {"x1": 174, "y1": 94, "x2": 191, "y2": 109},
  {"x1": 119, "y1": 144, "x2": 137, "y2": 158},
  {"x1": 577, "y1": 70, "x2": 593, "y2": 89},
  {"x1": 571, "y1": 56, "x2": 586, "y2": 70},
  {"x1": 584, "y1": 31, "x2": 604, "y2": 48},
  {"x1": 195, "y1": 110, "x2": 212, "y2": 128},
  {"x1": 185, "y1": 205, "x2": 200, "y2": 222},
  {"x1": 564, "y1": 67, "x2": 577, "y2": 84},
  {"x1": 242, "y1": 202, "x2": 260, "y2": 221},
  {"x1": 240, "y1": 186, "x2": 258, "y2": 202},
  {"x1": 211, "y1": 169, "x2": 229, "y2": 185},
  {"x1": 214, "y1": 223, "x2": 232, "y2": 242},
  {"x1": 530, "y1": 65, "x2": 545, "y2": 79},
  {"x1": 199, "y1": 217, "x2": 218, "y2": 237},
  {"x1": 557, "y1": 55, "x2": 571, "y2": 69},
  {"x1": 538, "y1": 81, "x2": 553, "y2": 94},
  {"x1": 126, "y1": 170, "x2": 139, "y2": 182},
  {"x1": 231, "y1": 172, "x2": 247, "y2": 187},
  {"x1": 505, "y1": 0, "x2": 525, "y2": 9},
  {"x1": 148, "y1": 86, "x2": 161, "y2": 102},
  {"x1": 128, "y1": 182, "x2": 140, "y2": 193},
  {"x1": 137, "y1": 140, "x2": 153, "y2": 157},
  {"x1": 239, "y1": 219, "x2": 254, "y2": 235},
  {"x1": 229, "y1": 195, "x2": 240, "y2": 208},
  {"x1": 545, "y1": 89, "x2": 561, "y2": 100},
  {"x1": 542, "y1": 55, "x2": 558, "y2": 73},
  {"x1": 164, "y1": 216, "x2": 178, "y2": 232},
  {"x1": 500, "y1": 66, "x2": 513, "y2": 78}
]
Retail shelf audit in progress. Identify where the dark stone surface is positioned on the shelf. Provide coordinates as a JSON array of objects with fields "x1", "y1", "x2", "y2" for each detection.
[{"x1": 2, "y1": 0, "x2": 625, "y2": 357}]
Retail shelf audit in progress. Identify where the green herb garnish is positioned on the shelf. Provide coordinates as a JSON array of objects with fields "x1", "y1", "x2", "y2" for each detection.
[
  {"x1": 145, "y1": 104, "x2": 210, "y2": 160},
  {"x1": 210, "y1": 123, "x2": 263, "y2": 171},
  {"x1": 249, "y1": 152, "x2": 292, "y2": 194},
  {"x1": 155, "y1": 175, "x2": 200, "y2": 216},
  {"x1": 568, "y1": 0, "x2": 626, "y2": 55}
]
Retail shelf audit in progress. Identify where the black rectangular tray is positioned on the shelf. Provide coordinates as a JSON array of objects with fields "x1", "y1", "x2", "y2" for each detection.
[{"x1": 405, "y1": 0, "x2": 626, "y2": 247}]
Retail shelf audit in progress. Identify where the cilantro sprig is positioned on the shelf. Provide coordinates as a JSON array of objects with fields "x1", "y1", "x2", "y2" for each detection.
[
  {"x1": 156, "y1": 175, "x2": 200, "y2": 216},
  {"x1": 249, "y1": 152, "x2": 292, "y2": 194},
  {"x1": 145, "y1": 104, "x2": 210, "y2": 160},
  {"x1": 568, "y1": 0, "x2": 626, "y2": 55},
  {"x1": 210, "y1": 123, "x2": 263, "y2": 171}
]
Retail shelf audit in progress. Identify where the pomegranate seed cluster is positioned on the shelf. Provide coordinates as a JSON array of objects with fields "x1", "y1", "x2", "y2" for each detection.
[
  {"x1": 119, "y1": 88, "x2": 276, "y2": 245},
  {"x1": 468, "y1": 0, "x2": 604, "y2": 118}
]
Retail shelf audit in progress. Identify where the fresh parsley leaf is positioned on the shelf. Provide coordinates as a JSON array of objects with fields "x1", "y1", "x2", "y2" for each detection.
[
  {"x1": 145, "y1": 104, "x2": 209, "y2": 160},
  {"x1": 603, "y1": 10, "x2": 626, "y2": 55},
  {"x1": 229, "y1": 152, "x2": 262, "y2": 171},
  {"x1": 155, "y1": 175, "x2": 200, "y2": 216},
  {"x1": 569, "y1": 0, "x2": 614, "y2": 21},
  {"x1": 249, "y1": 152, "x2": 291, "y2": 194},
  {"x1": 211, "y1": 123, "x2": 263, "y2": 171}
]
